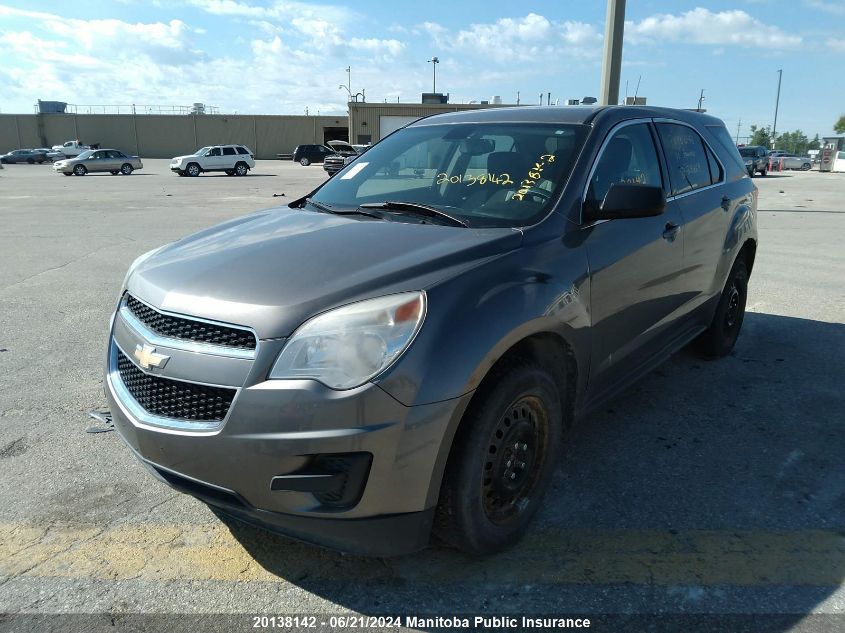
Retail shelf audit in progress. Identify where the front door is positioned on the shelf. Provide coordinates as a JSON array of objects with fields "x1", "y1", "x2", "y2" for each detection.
[{"x1": 582, "y1": 121, "x2": 688, "y2": 398}]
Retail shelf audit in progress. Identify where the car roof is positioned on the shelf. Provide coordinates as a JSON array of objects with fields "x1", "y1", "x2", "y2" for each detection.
[{"x1": 409, "y1": 105, "x2": 727, "y2": 128}]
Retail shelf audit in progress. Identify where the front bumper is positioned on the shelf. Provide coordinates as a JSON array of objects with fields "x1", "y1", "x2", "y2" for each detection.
[
  {"x1": 105, "y1": 300, "x2": 466, "y2": 555},
  {"x1": 53, "y1": 163, "x2": 72, "y2": 173}
]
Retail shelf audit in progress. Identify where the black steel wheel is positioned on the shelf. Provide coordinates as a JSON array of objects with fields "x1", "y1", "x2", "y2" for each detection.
[
  {"x1": 435, "y1": 360, "x2": 563, "y2": 554},
  {"x1": 694, "y1": 256, "x2": 749, "y2": 358}
]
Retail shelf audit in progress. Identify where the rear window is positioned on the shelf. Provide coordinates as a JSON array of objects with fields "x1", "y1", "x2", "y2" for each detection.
[
  {"x1": 236, "y1": 146, "x2": 250, "y2": 155},
  {"x1": 222, "y1": 147, "x2": 236, "y2": 156}
]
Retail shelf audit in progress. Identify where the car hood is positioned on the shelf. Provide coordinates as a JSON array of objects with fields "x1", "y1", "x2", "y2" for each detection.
[
  {"x1": 127, "y1": 208, "x2": 521, "y2": 338},
  {"x1": 172, "y1": 154, "x2": 199, "y2": 161}
]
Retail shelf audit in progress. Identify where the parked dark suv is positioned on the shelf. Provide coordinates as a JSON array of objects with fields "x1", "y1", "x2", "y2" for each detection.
[
  {"x1": 292, "y1": 144, "x2": 336, "y2": 166},
  {"x1": 106, "y1": 106, "x2": 757, "y2": 556},
  {"x1": 738, "y1": 145, "x2": 769, "y2": 177}
]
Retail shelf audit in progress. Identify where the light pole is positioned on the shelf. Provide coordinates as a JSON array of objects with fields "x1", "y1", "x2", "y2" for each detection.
[
  {"x1": 772, "y1": 69, "x2": 782, "y2": 150},
  {"x1": 427, "y1": 57, "x2": 439, "y2": 93},
  {"x1": 339, "y1": 66, "x2": 352, "y2": 101},
  {"x1": 599, "y1": 0, "x2": 626, "y2": 105}
]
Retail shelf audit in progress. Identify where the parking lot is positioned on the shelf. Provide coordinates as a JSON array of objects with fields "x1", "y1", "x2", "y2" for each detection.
[{"x1": 1, "y1": 161, "x2": 844, "y2": 627}]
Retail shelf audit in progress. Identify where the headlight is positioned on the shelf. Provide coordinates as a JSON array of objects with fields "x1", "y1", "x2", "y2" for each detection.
[
  {"x1": 269, "y1": 292, "x2": 426, "y2": 389},
  {"x1": 121, "y1": 245, "x2": 168, "y2": 290}
]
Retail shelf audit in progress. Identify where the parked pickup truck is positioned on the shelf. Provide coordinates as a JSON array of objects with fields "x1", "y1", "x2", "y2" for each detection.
[{"x1": 51, "y1": 140, "x2": 91, "y2": 158}]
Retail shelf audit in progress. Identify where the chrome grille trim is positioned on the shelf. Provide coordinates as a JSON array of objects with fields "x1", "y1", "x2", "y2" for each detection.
[{"x1": 119, "y1": 295, "x2": 257, "y2": 360}]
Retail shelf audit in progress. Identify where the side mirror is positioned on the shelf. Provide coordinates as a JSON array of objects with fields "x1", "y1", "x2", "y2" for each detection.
[{"x1": 584, "y1": 183, "x2": 666, "y2": 222}]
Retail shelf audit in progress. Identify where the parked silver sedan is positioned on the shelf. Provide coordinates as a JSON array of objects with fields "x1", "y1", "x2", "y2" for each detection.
[{"x1": 53, "y1": 149, "x2": 143, "y2": 176}]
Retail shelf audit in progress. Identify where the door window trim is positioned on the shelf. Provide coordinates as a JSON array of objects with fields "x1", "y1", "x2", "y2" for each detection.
[{"x1": 580, "y1": 117, "x2": 663, "y2": 226}]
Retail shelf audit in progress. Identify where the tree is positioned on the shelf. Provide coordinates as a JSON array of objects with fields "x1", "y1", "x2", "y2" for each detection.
[
  {"x1": 776, "y1": 130, "x2": 810, "y2": 155},
  {"x1": 808, "y1": 134, "x2": 821, "y2": 151},
  {"x1": 835, "y1": 115, "x2": 845, "y2": 134},
  {"x1": 748, "y1": 124, "x2": 771, "y2": 147}
]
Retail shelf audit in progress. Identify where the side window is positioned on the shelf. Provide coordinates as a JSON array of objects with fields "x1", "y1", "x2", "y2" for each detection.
[
  {"x1": 705, "y1": 145, "x2": 723, "y2": 184},
  {"x1": 656, "y1": 123, "x2": 711, "y2": 196},
  {"x1": 209, "y1": 147, "x2": 222, "y2": 156},
  {"x1": 588, "y1": 123, "x2": 662, "y2": 205},
  {"x1": 222, "y1": 147, "x2": 236, "y2": 156},
  {"x1": 236, "y1": 146, "x2": 249, "y2": 155}
]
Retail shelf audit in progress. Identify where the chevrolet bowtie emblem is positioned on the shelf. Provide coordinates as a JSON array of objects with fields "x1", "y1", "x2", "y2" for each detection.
[{"x1": 133, "y1": 344, "x2": 170, "y2": 370}]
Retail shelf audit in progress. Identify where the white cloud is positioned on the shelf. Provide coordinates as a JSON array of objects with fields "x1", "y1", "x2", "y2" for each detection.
[
  {"x1": 827, "y1": 38, "x2": 845, "y2": 52},
  {"x1": 420, "y1": 13, "x2": 602, "y2": 62},
  {"x1": 804, "y1": 0, "x2": 845, "y2": 15},
  {"x1": 626, "y1": 8, "x2": 802, "y2": 49}
]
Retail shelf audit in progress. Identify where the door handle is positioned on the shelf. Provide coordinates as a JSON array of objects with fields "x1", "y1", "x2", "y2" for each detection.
[
  {"x1": 662, "y1": 222, "x2": 680, "y2": 241},
  {"x1": 721, "y1": 195, "x2": 731, "y2": 211}
]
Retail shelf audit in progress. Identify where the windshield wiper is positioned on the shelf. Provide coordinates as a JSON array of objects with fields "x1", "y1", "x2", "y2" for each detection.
[
  {"x1": 304, "y1": 198, "x2": 385, "y2": 221},
  {"x1": 359, "y1": 201, "x2": 469, "y2": 228}
]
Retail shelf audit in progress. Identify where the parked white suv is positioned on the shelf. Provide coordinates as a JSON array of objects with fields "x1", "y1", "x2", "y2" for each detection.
[{"x1": 170, "y1": 145, "x2": 255, "y2": 177}]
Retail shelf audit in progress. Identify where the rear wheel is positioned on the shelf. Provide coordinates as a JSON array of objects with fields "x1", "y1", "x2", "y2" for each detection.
[
  {"x1": 234, "y1": 162, "x2": 248, "y2": 176},
  {"x1": 801, "y1": 163, "x2": 811, "y2": 171},
  {"x1": 759, "y1": 168, "x2": 767, "y2": 177},
  {"x1": 73, "y1": 164, "x2": 87, "y2": 176},
  {"x1": 694, "y1": 257, "x2": 748, "y2": 358},
  {"x1": 110, "y1": 170, "x2": 119, "y2": 175},
  {"x1": 435, "y1": 361, "x2": 562, "y2": 555},
  {"x1": 186, "y1": 162, "x2": 201, "y2": 177},
  {"x1": 120, "y1": 163, "x2": 133, "y2": 175},
  {"x1": 27, "y1": 158, "x2": 34, "y2": 164},
  {"x1": 299, "y1": 157, "x2": 310, "y2": 166}
]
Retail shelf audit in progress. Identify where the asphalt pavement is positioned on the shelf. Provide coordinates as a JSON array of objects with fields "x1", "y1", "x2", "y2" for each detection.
[{"x1": 1, "y1": 161, "x2": 843, "y2": 632}]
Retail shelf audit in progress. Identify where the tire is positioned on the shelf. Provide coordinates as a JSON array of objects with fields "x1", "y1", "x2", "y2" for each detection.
[
  {"x1": 225, "y1": 170, "x2": 234, "y2": 176},
  {"x1": 434, "y1": 360, "x2": 563, "y2": 555},
  {"x1": 694, "y1": 257, "x2": 748, "y2": 358},
  {"x1": 63, "y1": 172, "x2": 72, "y2": 176},
  {"x1": 27, "y1": 158, "x2": 34, "y2": 164},
  {"x1": 110, "y1": 170, "x2": 119, "y2": 175},
  {"x1": 299, "y1": 157, "x2": 310, "y2": 166},
  {"x1": 120, "y1": 163, "x2": 133, "y2": 175},
  {"x1": 801, "y1": 163, "x2": 811, "y2": 171},
  {"x1": 759, "y1": 168, "x2": 767, "y2": 177},
  {"x1": 73, "y1": 164, "x2": 87, "y2": 176},
  {"x1": 234, "y1": 162, "x2": 248, "y2": 176},
  {"x1": 177, "y1": 171, "x2": 186, "y2": 177},
  {"x1": 186, "y1": 162, "x2": 201, "y2": 177}
]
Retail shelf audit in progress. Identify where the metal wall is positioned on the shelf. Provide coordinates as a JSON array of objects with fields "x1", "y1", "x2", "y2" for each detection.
[
  {"x1": 348, "y1": 102, "x2": 515, "y2": 144},
  {"x1": 0, "y1": 114, "x2": 348, "y2": 159}
]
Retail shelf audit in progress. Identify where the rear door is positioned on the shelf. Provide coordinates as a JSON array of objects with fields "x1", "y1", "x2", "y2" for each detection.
[
  {"x1": 654, "y1": 121, "x2": 730, "y2": 318},
  {"x1": 221, "y1": 146, "x2": 238, "y2": 169},
  {"x1": 583, "y1": 120, "x2": 687, "y2": 396}
]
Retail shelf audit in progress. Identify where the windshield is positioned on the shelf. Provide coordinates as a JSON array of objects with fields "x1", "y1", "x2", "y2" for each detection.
[
  {"x1": 193, "y1": 146, "x2": 212, "y2": 155},
  {"x1": 76, "y1": 150, "x2": 94, "y2": 159},
  {"x1": 738, "y1": 147, "x2": 758, "y2": 157},
  {"x1": 311, "y1": 122, "x2": 589, "y2": 228}
]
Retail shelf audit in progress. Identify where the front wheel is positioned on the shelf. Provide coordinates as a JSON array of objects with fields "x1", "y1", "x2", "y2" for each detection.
[
  {"x1": 110, "y1": 170, "x2": 119, "y2": 175},
  {"x1": 186, "y1": 163, "x2": 201, "y2": 177},
  {"x1": 73, "y1": 164, "x2": 87, "y2": 176},
  {"x1": 694, "y1": 258, "x2": 748, "y2": 358},
  {"x1": 759, "y1": 168, "x2": 767, "y2": 177},
  {"x1": 435, "y1": 361, "x2": 563, "y2": 555}
]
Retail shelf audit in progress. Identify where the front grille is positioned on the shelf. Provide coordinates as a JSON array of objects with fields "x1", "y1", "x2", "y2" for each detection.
[
  {"x1": 117, "y1": 349, "x2": 235, "y2": 422},
  {"x1": 125, "y1": 295, "x2": 256, "y2": 350}
]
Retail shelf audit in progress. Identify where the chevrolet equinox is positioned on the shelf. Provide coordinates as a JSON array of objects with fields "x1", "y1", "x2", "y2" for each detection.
[{"x1": 105, "y1": 106, "x2": 758, "y2": 556}]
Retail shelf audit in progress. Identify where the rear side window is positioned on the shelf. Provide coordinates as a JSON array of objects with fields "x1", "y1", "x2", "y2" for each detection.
[
  {"x1": 708, "y1": 125, "x2": 746, "y2": 179},
  {"x1": 236, "y1": 146, "x2": 249, "y2": 155},
  {"x1": 222, "y1": 147, "x2": 236, "y2": 156},
  {"x1": 705, "y1": 145, "x2": 723, "y2": 183},
  {"x1": 656, "y1": 123, "x2": 711, "y2": 196}
]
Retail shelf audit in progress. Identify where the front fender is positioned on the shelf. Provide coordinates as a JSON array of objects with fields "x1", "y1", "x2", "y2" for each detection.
[{"x1": 374, "y1": 235, "x2": 591, "y2": 408}]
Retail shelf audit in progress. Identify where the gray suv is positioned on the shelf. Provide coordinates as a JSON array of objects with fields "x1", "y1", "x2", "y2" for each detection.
[{"x1": 105, "y1": 106, "x2": 757, "y2": 556}]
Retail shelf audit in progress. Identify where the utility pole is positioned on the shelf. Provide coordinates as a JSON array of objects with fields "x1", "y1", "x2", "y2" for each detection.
[
  {"x1": 697, "y1": 89, "x2": 705, "y2": 111},
  {"x1": 516, "y1": 91, "x2": 520, "y2": 105},
  {"x1": 427, "y1": 57, "x2": 439, "y2": 93},
  {"x1": 772, "y1": 69, "x2": 783, "y2": 150},
  {"x1": 599, "y1": 0, "x2": 626, "y2": 105},
  {"x1": 736, "y1": 118, "x2": 742, "y2": 144}
]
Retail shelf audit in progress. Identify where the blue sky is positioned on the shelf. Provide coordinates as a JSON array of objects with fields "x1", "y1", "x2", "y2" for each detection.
[{"x1": 1, "y1": 1, "x2": 843, "y2": 139}]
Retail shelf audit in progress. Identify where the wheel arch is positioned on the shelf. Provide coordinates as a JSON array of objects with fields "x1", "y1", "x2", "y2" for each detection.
[{"x1": 423, "y1": 328, "x2": 579, "y2": 509}]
